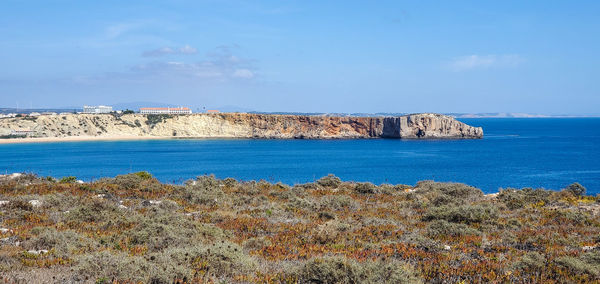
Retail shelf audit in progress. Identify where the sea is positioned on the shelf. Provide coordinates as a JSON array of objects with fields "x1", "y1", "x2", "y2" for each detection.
[{"x1": 0, "y1": 118, "x2": 598, "y2": 194}]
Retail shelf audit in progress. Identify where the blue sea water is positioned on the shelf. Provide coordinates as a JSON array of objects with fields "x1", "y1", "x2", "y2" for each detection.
[{"x1": 0, "y1": 118, "x2": 598, "y2": 194}]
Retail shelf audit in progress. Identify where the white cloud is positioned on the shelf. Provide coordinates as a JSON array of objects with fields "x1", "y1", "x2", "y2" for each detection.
[
  {"x1": 142, "y1": 45, "x2": 199, "y2": 57},
  {"x1": 232, "y1": 69, "x2": 254, "y2": 79},
  {"x1": 178, "y1": 45, "x2": 198, "y2": 54},
  {"x1": 448, "y1": 54, "x2": 523, "y2": 71},
  {"x1": 79, "y1": 46, "x2": 257, "y2": 84},
  {"x1": 104, "y1": 22, "x2": 146, "y2": 39}
]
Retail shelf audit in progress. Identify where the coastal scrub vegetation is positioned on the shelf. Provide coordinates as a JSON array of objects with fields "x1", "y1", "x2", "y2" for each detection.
[
  {"x1": 0, "y1": 173, "x2": 599, "y2": 283},
  {"x1": 145, "y1": 114, "x2": 173, "y2": 128}
]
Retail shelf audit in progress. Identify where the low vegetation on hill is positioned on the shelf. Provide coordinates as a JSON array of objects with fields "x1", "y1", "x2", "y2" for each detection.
[{"x1": 0, "y1": 173, "x2": 599, "y2": 283}]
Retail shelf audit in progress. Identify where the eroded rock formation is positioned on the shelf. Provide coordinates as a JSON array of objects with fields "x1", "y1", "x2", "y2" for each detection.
[{"x1": 0, "y1": 113, "x2": 483, "y2": 139}]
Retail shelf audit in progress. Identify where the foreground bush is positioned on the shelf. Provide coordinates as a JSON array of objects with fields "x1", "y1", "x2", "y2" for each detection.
[
  {"x1": 296, "y1": 257, "x2": 422, "y2": 284},
  {"x1": 0, "y1": 174, "x2": 598, "y2": 283}
]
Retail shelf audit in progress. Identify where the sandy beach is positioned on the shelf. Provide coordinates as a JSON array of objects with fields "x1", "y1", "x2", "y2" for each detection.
[{"x1": 0, "y1": 135, "x2": 172, "y2": 144}]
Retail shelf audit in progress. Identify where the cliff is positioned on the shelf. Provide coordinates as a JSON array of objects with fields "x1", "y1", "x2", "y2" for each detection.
[{"x1": 0, "y1": 113, "x2": 483, "y2": 139}]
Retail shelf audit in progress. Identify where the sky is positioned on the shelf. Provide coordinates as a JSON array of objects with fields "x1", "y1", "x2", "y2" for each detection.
[{"x1": 1, "y1": 1, "x2": 599, "y2": 115}]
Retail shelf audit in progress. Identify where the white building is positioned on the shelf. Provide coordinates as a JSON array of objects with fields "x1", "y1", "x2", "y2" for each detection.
[
  {"x1": 83, "y1": 105, "x2": 113, "y2": 114},
  {"x1": 139, "y1": 107, "x2": 192, "y2": 114}
]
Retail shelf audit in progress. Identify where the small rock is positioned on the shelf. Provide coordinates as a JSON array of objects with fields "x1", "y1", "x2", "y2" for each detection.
[
  {"x1": 76, "y1": 180, "x2": 84, "y2": 184},
  {"x1": 118, "y1": 204, "x2": 128, "y2": 209},
  {"x1": 0, "y1": 228, "x2": 11, "y2": 233},
  {"x1": 444, "y1": 245, "x2": 451, "y2": 251},
  {"x1": 27, "y1": 249, "x2": 49, "y2": 255},
  {"x1": 0, "y1": 200, "x2": 9, "y2": 206},
  {"x1": 142, "y1": 200, "x2": 162, "y2": 206},
  {"x1": 1, "y1": 236, "x2": 18, "y2": 245},
  {"x1": 583, "y1": 245, "x2": 597, "y2": 251},
  {"x1": 28, "y1": 200, "x2": 42, "y2": 208},
  {"x1": 9, "y1": 173, "x2": 22, "y2": 179}
]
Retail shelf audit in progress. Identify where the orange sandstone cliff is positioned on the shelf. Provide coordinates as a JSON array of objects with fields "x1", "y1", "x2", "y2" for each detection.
[{"x1": 0, "y1": 113, "x2": 483, "y2": 139}]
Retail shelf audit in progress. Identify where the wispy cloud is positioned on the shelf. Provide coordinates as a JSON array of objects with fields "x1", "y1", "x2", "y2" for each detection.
[
  {"x1": 232, "y1": 69, "x2": 254, "y2": 79},
  {"x1": 142, "y1": 45, "x2": 199, "y2": 57},
  {"x1": 76, "y1": 45, "x2": 256, "y2": 84},
  {"x1": 447, "y1": 54, "x2": 523, "y2": 71},
  {"x1": 104, "y1": 22, "x2": 147, "y2": 39}
]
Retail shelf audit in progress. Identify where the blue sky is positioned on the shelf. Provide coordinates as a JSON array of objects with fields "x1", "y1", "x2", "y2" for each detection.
[{"x1": 1, "y1": 1, "x2": 599, "y2": 114}]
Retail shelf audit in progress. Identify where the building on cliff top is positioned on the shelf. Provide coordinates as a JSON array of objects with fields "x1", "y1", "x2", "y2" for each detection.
[
  {"x1": 140, "y1": 107, "x2": 192, "y2": 114},
  {"x1": 83, "y1": 105, "x2": 113, "y2": 114}
]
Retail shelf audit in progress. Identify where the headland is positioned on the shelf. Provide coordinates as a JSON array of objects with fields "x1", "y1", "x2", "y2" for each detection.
[{"x1": 0, "y1": 113, "x2": 483, "y2": 143}]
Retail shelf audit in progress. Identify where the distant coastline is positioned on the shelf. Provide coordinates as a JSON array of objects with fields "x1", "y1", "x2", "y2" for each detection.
[{"x1": 2, "y1": 107, "x2": 598, "y2": 118}]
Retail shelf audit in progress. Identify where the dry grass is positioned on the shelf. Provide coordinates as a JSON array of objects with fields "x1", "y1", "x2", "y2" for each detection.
[{"x1": 0, "y1": 173, "x2": 599, "y2": 283}]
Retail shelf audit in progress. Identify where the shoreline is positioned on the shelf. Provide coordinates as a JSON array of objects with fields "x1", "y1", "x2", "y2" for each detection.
[
  {"x1": 0, "y1": 135, "x2": 172, "y2": 144},
  {"x1": 0, "y1": 135, "x2": 484, "y2": 144}
]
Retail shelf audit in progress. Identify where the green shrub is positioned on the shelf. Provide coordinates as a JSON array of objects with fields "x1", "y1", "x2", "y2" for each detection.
[
  {"x1": 296, "y1": 257, "x2": 366, "y2": 283},
  {"x1": 134, "y1": 171, "x2": 153, "y2": 180},
  {"x1": 354, "y1": 182, "x2": 378, "y2": 194},
  {"x1": 498, "y1": 187, "x2": 552, "y2": 210},
  {"x1": 40, "y1": 193, "x2": 80, "y2": 212},
  {"x1": 109, "y1": 172, "x2": 160, "y2": 191},
  {"x1": 319, "y1": 195, "x2": 358, "y2": 211},
  {"x1": 581, "y1": 251, "x2": 600, "y2": 266},
  {"x1": 59, "y1": 176, "x2": 77, "y2": 183},
  {"x1": 401, "y1": 233, "x2": 440, "y2": 251},
  {"x1": 317, "y1": 174, "x2": 342, "y2": 188},
  {"x1": 513, "y1": 252, "x2": 546, "y2": 270},
  {"x1": 430, "y1": 194, "x2": 456, "y2": 206},
  {"x1": 156, "y1": 242, "x2": 255, "y2": 278},
  {"x1": 550, "y1": 209, "x2": 593, "y2": 226},
  {"x1": 145, "y1": 114, "x2": 172, "y2": 126},
  {"x1": 223, "y1": 177, "x2": 237, "y2": 187},
  {"x1": 24, "y1": 227, "x2": 97, "y2": 258},
  {"x1": 66, "y1": 198, "x2": 126, "y2": 224},
  {"x1": 74, "y1": 251, "x2": 154, "y2": 283},
  {"x1": 286, "y1": 196, "x2": 317, "y2": 211},
  {"x1": 426, "y1": 219, "x2": 481, "y2": 238},
  {"x1": 125, "y1": 211, "x2": 227, "y2": 251},
  {"x1": 176, "y1": 175, "x2": 225, "y2": 206},
  {"x1": 564, "y1": 182, "x2": 586, "y2": 197},
  {"x1": 554, "y1": 256, "x2": 599, "y2": 277},
  {"x1": 369, "y1": 261, "x2": 423, "y2": 284},
  {"x1": 416, "y1": 181, "x2": 483, "y2": 201},
  {"x1": 423, "y1": 204, "x2": 498, "y2": 224},
  {"x1": 243, "y1": 237, "x2": 272, "y2": 251},
  {"x1": 296, "y1": 257, "x2": 423, "y2": 283}
]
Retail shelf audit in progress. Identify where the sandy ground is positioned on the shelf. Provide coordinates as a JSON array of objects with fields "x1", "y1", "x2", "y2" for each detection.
[{"x1": 0, "y1": 135, "x2": 172, "y2": 144}]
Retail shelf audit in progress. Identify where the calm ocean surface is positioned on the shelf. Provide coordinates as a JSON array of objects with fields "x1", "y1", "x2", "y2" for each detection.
[{"x1": 0, "y1": 118, "x2": 598, "y2": 193}]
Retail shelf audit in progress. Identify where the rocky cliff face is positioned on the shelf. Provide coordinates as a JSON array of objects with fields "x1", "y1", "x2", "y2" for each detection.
[{"x1": 0, "y1": 113, "x2": 483, "y2": 139}]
